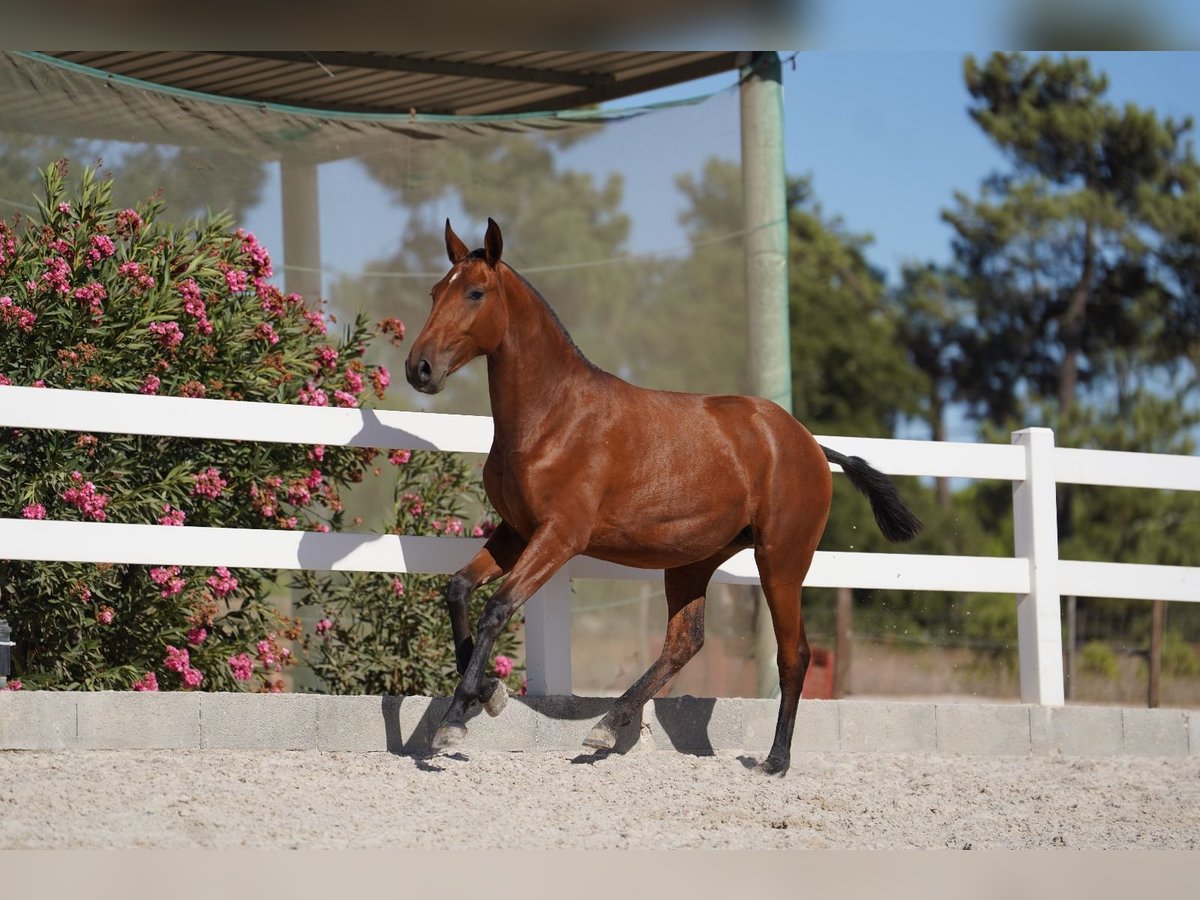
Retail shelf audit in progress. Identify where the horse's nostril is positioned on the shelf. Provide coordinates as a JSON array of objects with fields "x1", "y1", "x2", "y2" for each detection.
[{"x1": 417, "y1": 358, "x2": 433, "y2": 384}]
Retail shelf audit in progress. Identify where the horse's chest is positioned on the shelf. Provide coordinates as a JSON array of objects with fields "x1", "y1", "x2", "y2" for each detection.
[{"x1": 482, "y1": 451, "x2": 545, "y2": 535}]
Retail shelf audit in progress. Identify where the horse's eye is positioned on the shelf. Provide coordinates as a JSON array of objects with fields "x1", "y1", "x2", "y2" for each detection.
[{"x1": 467, "y1": 289, "x2": 484, "y2": 302}]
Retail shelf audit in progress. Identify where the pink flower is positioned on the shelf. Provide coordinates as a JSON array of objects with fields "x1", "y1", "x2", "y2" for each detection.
[
  {"x1": 228, "y1": 653, "x2": 254, "y2": 682},
  {"x1": 21, "y1": 503, "x2": 46, "y2": 520},
  {"x1": 371, "y1": 366, "x2": 391, "y2": 398},
  {"x1": 315, "y1": 618, "x2": 333, "y2": 636},
  {"x1": 379, "y1": 317, "x2": 406, "y2": 346},
  {"x1": 41, "y1": 256, "x2": 72, "y2": 295},
  {"x1": 163, "y1": 644, "x2": 190, "y2": 673},
  {"x1": 57, "y1": 202, "x2": 71, "y2": 215},
  {"x1": 182, "y1": 666, "x2": 203, "y2": 689},
  {"x1": 140, "y1": 374, "x2": 160, "y2": 395},
  {"x1": 179, "y1": 278, "x2": 202, "y2": 301},
  {"x1": 493, "y1": 655, "x2": 513, "y2": 678},
  {"x1": 0, "y1": 374, "x2": 11, "y2": 386},
  {"x1": 253, "y1": 322, "x2": 279, "y2": 345},
  {"x1": 3, "y1": 679, "x2": 24, "y2": 691},
  {"x1": 299, "y1": 382, "x2": 328, "y2": 407},
  {"x1": 343, "y1": 369, "x2": 365, "y2": 395},
  {"x1": 309, "y1": 445, "x2": 326, "y2": 462},
  {"x1": 158, "y1": 503, "x2": 186, "y2": 526},
  {"x1": 120, "y1": 261, "x2": 155, "y2": 293},
  {"x1": 472, "y1": 521, "x2": 497, "y2": 539},
  {"x1": 132, "y1": 671, "x2": 159, "y2": 691},
  {"x1": 0, "y1": 295, "x2": 37, "y2": 332},
  {"x1": 225, "y1": 269, "x2": 249, "y2": 293},
  {"x1": 206, "y1": 566, "x2": 238, "y2": 599},
  {"x1": 96, "y1": 606, "x2": 115, "y2": 625},
  {"x1": 192, "y1": 467, "x2": 227, "y2": 500},
  {"x1": 443, "y1": 518, "x2": 464, "y2": 536},
  {"x1": 116, "y1": 208, "x2": 143, "y2": 236},
  {"x1": 149, "y1": 320, "x2": 184, "y2": 350},
  {"x1": 71, "y1": 281, "x2": 107, "y2": 319},
  {"x1": 302, "y1": 310, "x2": 327, "y2": 335},
  {"x1": 238, "y1": 229, "x2": 273, "y2": 278},
  {"x1": 149, "y1": 566, "x2": 185, "y2": 598},
  {"x1": 305, "y1": 469, "x2": 324, "y2": 491},
  {"x1": 186, "y1": 627, "x2": 208, "y2": 646},
  {"x1": 62, "y1": 473, "x2": 110, "y2": 522},
  {"x1": 391, "y1": 578, "x2": 405, "y2": 597},
  {"x1": 85, "y1": 234, "x2": 115, "y2": 267},
  {"x1": 313, "y1": 346, "x2": 339, "y2": 372},
  {"x1": 333, "y1": 390, "x2": 357, "y2": 408}
]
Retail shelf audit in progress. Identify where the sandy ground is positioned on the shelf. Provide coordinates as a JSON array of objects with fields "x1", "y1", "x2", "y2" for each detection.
[{"x1": 2, "y1": 748, "x2": 1198, "y2": 850}]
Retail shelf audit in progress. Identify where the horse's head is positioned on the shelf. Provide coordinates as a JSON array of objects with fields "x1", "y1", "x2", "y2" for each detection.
[{"x1": 406, "y1": 218, "x2": 508, "y2": 394}]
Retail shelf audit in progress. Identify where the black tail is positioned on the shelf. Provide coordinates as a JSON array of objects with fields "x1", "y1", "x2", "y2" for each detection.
[{"x1": 821, "y1": 445, "x2": 922, "y2": 543}]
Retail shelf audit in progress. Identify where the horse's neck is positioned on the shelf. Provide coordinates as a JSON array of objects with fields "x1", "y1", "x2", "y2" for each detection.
[{"x1": 486, "y1": 271, "x2": 592, "y2": 439}]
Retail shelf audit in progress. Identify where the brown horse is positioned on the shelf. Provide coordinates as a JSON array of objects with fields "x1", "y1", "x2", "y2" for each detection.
[{"x1": 406, "y1": 219, "x2": 920, "y2": 775}]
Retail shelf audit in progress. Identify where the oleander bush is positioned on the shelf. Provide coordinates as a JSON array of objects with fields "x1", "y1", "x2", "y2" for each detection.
[{"x1": 0, "y1": 160, "x2": 520, "y2": 694}]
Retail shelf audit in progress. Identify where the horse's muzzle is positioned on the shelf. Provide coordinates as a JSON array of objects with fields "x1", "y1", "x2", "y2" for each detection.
[{"x1": 405, "y1": 355, "x2": 444, "y2": 394}]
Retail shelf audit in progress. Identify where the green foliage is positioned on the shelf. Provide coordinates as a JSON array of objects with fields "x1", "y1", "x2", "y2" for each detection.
[
  {"x1": 293, "y1": 452, "x2": 521, "y2": 696},
  {"x1": 1162, "y1": 632, "x2": 1200, "y2": 679},
  {"x1": 0, "y1": 161, "x2": 503, "y2": 695},
  {"x1": 1080, "y1": 640, "x2": 1120, "y2": 679}
]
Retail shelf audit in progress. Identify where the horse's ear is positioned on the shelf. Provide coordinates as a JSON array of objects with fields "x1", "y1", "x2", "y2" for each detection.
[
  {"x1": 483, "y1": 217, "x2": 503, "y2": 267},
  {"x1": 445, "y1": 219, "x2": 469, "y2": 265}
]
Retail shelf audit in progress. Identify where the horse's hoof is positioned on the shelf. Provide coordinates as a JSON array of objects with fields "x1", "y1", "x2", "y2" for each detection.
[
  {"x1": 582, "y1": 723, "x2": 617, "y2": 751},
  {"x1": 756, "y1": 756, "x2": 790, "y2": 777},
  {"x1": 483, "y1": 679, "x2": 508, "y2": 718},
  {"x1": 431, "y1": 722, "x2": 468, "y2": 751}
]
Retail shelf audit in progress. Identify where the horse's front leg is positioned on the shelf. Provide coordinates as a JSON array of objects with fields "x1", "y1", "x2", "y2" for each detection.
[
  {"x1": 433, "y1": 522, "x2": 583, "y2": 750},
  {"x1": 445, "y1": 522, "x2": 525, "y2": 714}
]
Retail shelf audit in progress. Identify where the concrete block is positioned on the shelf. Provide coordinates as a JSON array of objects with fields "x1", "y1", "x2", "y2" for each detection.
[
  {"x1": 77, "y1": 691, "x2": 200, "y2": 750},
  {"x1": 936, "y1": 703, "x2": 1030, "y2": 756},
  {"x1": 1030, "y1": 705, "x2": 1123, "y2": 756},
  {"x1": 524, "y1": 695, "x2": 638, "y2": 753},
  {"x1": 459, "y1": 693, "x2": 538, "y2": 752},
  {"x1": 646, "y1": 695, "x2": 743, "y2": 754},
  {"x1": 742, "y1": 699, "x2": 839, "y2": 753},
  {"x1": 200, "y1": 693, "x2": 320, "y2": 749},
  {"x1": 315, "y1": 694, "x2": 435, "y2": 753},
  {"x1": 839, "y1": 700, "x2": 935, "y2": 753},
  {"x1": 1122, "y1": 708, "x2": 1189, "y2": 757},
  {"x1": 0, "y1": 691, "x2": 76, "y2": 749}
]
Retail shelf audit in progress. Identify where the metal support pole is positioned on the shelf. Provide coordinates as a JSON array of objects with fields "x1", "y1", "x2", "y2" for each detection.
[
  {"x1": 741, "y1": 51, "x2": 792, "y2": 699},
  {"x1": 281, "y1": 156, "x2": 323, "y2": 691},
  {"x1": 281, "y1": 157, "x2": 323, "y2": 301},
  {"x1": 1012, "y1": 427, "x2": 1065, "y2": 705}
]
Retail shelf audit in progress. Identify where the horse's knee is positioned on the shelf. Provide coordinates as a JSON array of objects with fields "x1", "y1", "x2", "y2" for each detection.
[
  {"x1": 667, "y1": 631, "x2": 703, "y2": 670},
  {"x1": 446, "y1": 572, "x2": 473, "y2": 610}
]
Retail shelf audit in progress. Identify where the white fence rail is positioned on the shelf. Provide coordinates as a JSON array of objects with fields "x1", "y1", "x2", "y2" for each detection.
[{"x1": 2, "y1": 385, "x2": 1199, "y2": 702}]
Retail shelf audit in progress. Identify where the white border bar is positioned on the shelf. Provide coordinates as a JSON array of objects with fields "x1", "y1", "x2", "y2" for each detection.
[{"x1": 0, "y1": 385, "x2": 493, "y2": 453}]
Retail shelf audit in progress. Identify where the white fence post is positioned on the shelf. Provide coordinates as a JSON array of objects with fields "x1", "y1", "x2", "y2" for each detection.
[
  {"x1": 522, "y1": 567, "x2": 573, "y2": 696},
  {"x1": 1012, "y1": 427, "x2": 1066, "y2": 705}
]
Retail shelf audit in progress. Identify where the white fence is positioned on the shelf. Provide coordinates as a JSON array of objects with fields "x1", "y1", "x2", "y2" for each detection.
[{"x1": 2, "y1": 384, "x2": 1199, "y2": 703}]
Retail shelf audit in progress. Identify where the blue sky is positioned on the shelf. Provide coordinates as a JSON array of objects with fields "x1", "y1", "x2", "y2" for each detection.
[
  {"x1": 619, "y1": 51, "x2": 1200, "y2": 285},
  {"x1": 262, "y1": 51, "x2": 1200, "y2": 297}
]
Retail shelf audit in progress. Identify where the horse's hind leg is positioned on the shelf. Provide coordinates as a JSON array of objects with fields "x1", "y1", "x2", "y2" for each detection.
[
  {"x1": 583, "y1": 554, "x2": 726, "y2": 751},
  {"x1": 756, "y1": 569, "x2": 811, "y2": 776}
]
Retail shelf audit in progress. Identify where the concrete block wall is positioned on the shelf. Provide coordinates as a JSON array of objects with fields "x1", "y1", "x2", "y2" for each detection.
[{"x1": 1, "y1": 692, "x2": 1195, "y2": 757}]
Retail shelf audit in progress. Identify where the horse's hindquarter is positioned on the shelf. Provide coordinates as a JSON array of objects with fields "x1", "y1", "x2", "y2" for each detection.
[{"x1": 582, "y1": 387, "x2": 829, "y2": 567}]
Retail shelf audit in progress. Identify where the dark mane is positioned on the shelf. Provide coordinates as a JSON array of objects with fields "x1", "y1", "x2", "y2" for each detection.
[{"x1": 492, "y1": 257, "x2": 595, "y2": 370}]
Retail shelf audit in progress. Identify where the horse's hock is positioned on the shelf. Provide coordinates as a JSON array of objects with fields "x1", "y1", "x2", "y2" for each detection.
[{"x1": 1, "y1": 691, "x2": 1194, "y2": 757}]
